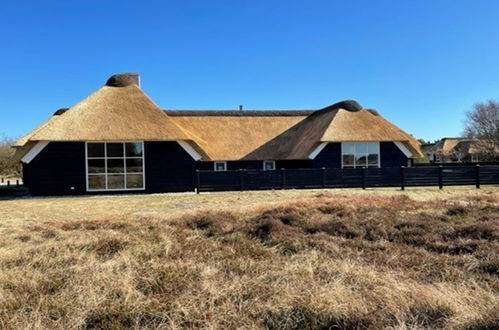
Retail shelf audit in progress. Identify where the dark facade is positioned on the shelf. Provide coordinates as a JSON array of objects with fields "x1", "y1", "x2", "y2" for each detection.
[
  {"x1": 196, "y1": 159, "x2": 312, "y2": 171},
  {"x1": 144, "y1": 142, "x2": 196, "y2": 193},
  {"x1": 23, "y1": 141, "x2": 409, "y2": 196},
  {"x1": 313, "y1": 143, "x2": 342, "y2": 168},
  {"x1": 23, "y1": 142, "x2": 87, "y2": 196},
  {"x1": 23, "y1": 141, "x2": 196, "y2": 196},
  {"x1": 380, "y1": 142, "x2": 409, "y2": 167}
]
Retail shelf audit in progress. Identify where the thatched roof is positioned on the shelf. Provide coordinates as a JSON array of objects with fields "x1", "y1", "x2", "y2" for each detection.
[
  {"x1": 19, "y1": 81, "x2": 189, "y2": 142},
  {"x1": 427, "y1": 137, "x2": 495, "y2": 156},
  {"x1": 427, "y1": 138, "x2": 470, "y2": 155},
  {"x1": 16, "y1": 74, "x2": 423, "y2": 161},
  {"x1": 169, "y1": 103, "x2": 423, "y2": 160}
]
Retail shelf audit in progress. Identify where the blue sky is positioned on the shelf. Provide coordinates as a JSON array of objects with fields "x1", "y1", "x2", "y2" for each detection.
[{"x1": 2, "y1": 1, "x2": 499, "y2": 141}]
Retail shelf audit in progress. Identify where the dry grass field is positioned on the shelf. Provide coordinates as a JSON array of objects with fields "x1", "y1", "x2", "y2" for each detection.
[{"x1": 0, "y1": 187, "x2": 498, "y2": 329}]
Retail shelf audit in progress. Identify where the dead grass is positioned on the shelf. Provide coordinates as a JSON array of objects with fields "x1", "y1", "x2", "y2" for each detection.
[{"x1": 0, "y1": 188, "x2": 498, "y2": 329}]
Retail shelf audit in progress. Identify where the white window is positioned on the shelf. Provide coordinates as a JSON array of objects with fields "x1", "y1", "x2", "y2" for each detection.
[
  {"x1": 342, "y1": 142, "x2": 379, "y2": 168},
  {"x1": 263, "y1": 160, "x2": 276, "y2": 171},
  {"x1": 86, "y1": 142, "x2": 145, "y2": 191},
  {"x1": 471, "y1": 154, "x2": 479, "y2": 162},
  {"x1": 214, "y1": 161, "x2": 227, "y2": 171}
]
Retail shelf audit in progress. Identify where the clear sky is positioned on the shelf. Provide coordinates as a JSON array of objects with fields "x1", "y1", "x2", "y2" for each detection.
[{"x1": 2, "y1": 1, "x2": 499, "y2": 142}]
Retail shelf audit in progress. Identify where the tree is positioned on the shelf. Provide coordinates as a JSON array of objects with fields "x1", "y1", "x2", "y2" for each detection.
[
  {"x1": 464, "y1": 100, "x2": 499, "y2": 158},
  {"x1": 0, "y1": 135, "x2": 20, "y2": 177}
]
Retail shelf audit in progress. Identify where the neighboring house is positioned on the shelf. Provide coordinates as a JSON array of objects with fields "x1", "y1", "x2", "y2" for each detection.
[
  {"x1": 423, "y1": 137, "x2": 497, "y2": 163},
  {"x1": 14, "y1": 73, "x2": 423, "y2": 196}
]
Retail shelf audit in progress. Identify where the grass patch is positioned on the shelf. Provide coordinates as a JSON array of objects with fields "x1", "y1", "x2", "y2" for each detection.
[{"x1": 0, "y1": 189, "x2": 497, "y2": 328}]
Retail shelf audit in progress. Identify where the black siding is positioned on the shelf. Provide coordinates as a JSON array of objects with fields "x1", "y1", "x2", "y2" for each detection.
[
  {"x1": 24, "y1": 142, "x2": 86, "y2": 196},
  {"x1": 313, "y1": 143, "x2": 342, "y2": 168},
  {"x1": 24, "y1": 141, "x2": 196, "y2": 196},
  {"x1": 196, "y1": 159, "x2": 312, "y2": 171},
  {"x1": 380, "y1": 142, "x2": 408, "y2": 167},
  {"x1": 313, "y1": 142, "x2": 408, "y2": 168},
  {"x1": 144, "y1": 141, "x2": 196, "y2": 193}
]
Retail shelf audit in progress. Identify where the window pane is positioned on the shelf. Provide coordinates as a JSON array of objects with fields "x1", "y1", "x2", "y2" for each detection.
[
  {"x1": 126, "y1": 143, "x2": 143, "y2": 157},
  {"x1": 355, "y1": 143, "x2": 367, "y2": 154},
  {"x1": 107, "y1": 175, "x2": 125, "y2": 189},
  {"x1": 356, "y1": 155, "x2": 368, "y2": 167},
  {"x1": 88, "y1": 175, "x2": 105, "y2": 190},
  {"x1": 368, "y1": 154, "x2": 379, "y2": 166},
  {"x1": 107, "y1": 143, "x2": 124, "y2": 157},
  {"x1": 87, "y1": 143, "x2": 104, "y2": 157},
  {"x1": 107, "y1": 159, "x2": 124, "y2": 173},
  {"x1": 264, "y1": 161, "x2": 275, "y2": 170},
  {"x1": 215, "y1": 162, "x2": 226, "y2": 171},
  {"x1": 343, "y1": 154, "x2": 354, "y2": 166},
  {"x1": 367, "y1": 143, "x2": 378, "y2": 153},
  {"x1": 88, "y1": 159, "x2": 105, "y2": 173},
  {"x1": 126, "y1": 159, "x2": 143, "y2": 173},
  {"x1": 126, "y1": 174, "x2": 144, "y2": 189},
  {"x1": 343, "y1": 143, "x2": 355, "y2": 154}
]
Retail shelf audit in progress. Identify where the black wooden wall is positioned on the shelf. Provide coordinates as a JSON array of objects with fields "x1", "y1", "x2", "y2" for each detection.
[
  {"x1": 380, "y1": 142, "x2": 408, "y2": 167},
  {"x1": 312, "y1": 143, "x2": 342, "y2": 168},
  {"x1": 24, "y1": 141, "x2": 196, "y2": 196},
  {"x1": 24, "y1": 142, "x2": 87, "y2": 196},
  {"x1": 313, "y1": 142, "x2": 408, "y2": 168},
  {"x1": 196, "y1": 159, "x2": 312, "y2": 171},
  {"x1": 144, "y1": 141, "x2": 196, "y2": 193}
]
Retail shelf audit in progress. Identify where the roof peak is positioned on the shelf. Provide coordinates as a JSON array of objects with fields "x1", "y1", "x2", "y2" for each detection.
[
  {"x1": 321, "y1": 100, "x2": 363, "y2": 112},
  {"x1": 105, "y1": 73, "x2": 140, "y2": 87}
]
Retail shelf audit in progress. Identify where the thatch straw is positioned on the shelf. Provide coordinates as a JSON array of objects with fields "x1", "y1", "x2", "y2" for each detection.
[
  {"x1": 24, "y1": 85, "x2": 189, "y2": 142},
  {"x1": 15, "y1": 76, "x2": 423, "y2": 161},
  {"x1": 171, "y1": 105, "x2": 423, "y2": 160}
]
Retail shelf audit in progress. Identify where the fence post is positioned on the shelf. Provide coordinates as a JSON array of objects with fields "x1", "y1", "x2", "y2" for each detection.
[
  {"x1": 361, "y1": 167, "x2": 366, "y2": 190},
  {"x1": 1, "y1": 177, "x2": 3, "y2": 183},
  {"x1": 196, "y1": 170, "x2": 200, "y2": 194},
  {"x1": 438, "y1": 165, "x2": 443, "y2": 189},
  {"x1": 16, "y1": 180, "x2": 19, "y2": 186},
  {"x1": 322, "y1": 167, "x2": 326, "y2": 188},
  {"x1": 475, "y1": 164, "x2": 480, "y2": 189},
  {"x1": 239, "y1": 169, "x2": 244, "y2": 191},
  {"x1": 400, "y1": 166, "x2": 405, "y2": 190},
  {"x1": 7, "y1": 180, "x2": 10, "y2": 187},
  {"x1": 281, "y1": 168, "x2": 286, "y2": 189}
]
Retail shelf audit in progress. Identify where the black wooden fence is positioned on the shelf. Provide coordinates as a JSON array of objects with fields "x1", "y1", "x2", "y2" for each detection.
[{"x1": 195, "y1": 165, "x2": 499, "y2": 193}]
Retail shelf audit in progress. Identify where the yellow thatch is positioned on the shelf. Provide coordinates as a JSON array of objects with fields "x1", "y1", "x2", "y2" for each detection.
[
  {"x1": 20, "y1": 85, "x2": 189, "y2": 143},
  {"x1": 171, "y1": 115, "x2": 307, "y2": 160},
  {"x1": 172, "y1": 108, "x2": 423, "y2": 160},
  {"x1": 15, "y1": 73, "x2": 423, "y2": 161}
]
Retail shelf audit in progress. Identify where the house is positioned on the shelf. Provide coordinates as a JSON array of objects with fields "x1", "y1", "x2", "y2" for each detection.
[
  {"x1": 14, "y1": 73, "x2": 423, "y2": 196},
  {"x1": 423, "y1": 137, "x2": 497, "y2": 163}
]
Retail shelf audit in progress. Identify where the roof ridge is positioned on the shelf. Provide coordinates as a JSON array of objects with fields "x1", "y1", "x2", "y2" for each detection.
[{"x1": 165, "y1": 110, "x2": 316, "y2": 117}]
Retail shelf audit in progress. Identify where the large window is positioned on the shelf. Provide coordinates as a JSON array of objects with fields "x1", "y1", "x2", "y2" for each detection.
[
  {"x1": 86, "y1": 142, "x2": 145, "y2": 191},
  {"x1": 342, "y1": 142, "x2": 379, "y2": 168}
]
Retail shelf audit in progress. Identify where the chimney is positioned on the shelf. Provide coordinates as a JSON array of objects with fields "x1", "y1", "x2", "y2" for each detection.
[
  {"x1": 239, "y1": 105, "x2": 243, "y2": 111},
  {"x1": 105, "y1": 73, "x2": 140, "y2": 87}
]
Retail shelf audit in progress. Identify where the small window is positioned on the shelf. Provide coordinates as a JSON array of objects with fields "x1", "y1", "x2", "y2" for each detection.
[
  {"x1": 214, "y1": 161, "x2": 227, "y2": 171},
  {"x1": 263, "y1": 160, "x2": 276, "y2": 171}
]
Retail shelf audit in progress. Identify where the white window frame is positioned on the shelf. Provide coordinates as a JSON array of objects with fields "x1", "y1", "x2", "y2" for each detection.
[
  {"x1": 263, "y1": 160, "x2": 276, "y2": 171},
  {"x1": 214, "y1": 161, "x2": 227, "y2": 171},
  {"x1": 341, "y1": 142, "x2": 380, "y2": 168},
  {"x1": 85, "y1": 141, "x2": 146, "y2": 192}
]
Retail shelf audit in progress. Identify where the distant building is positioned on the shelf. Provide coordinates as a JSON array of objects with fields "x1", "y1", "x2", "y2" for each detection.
[{"x1": 423, "y1": 137, "x2": 498, "y2": 163}]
